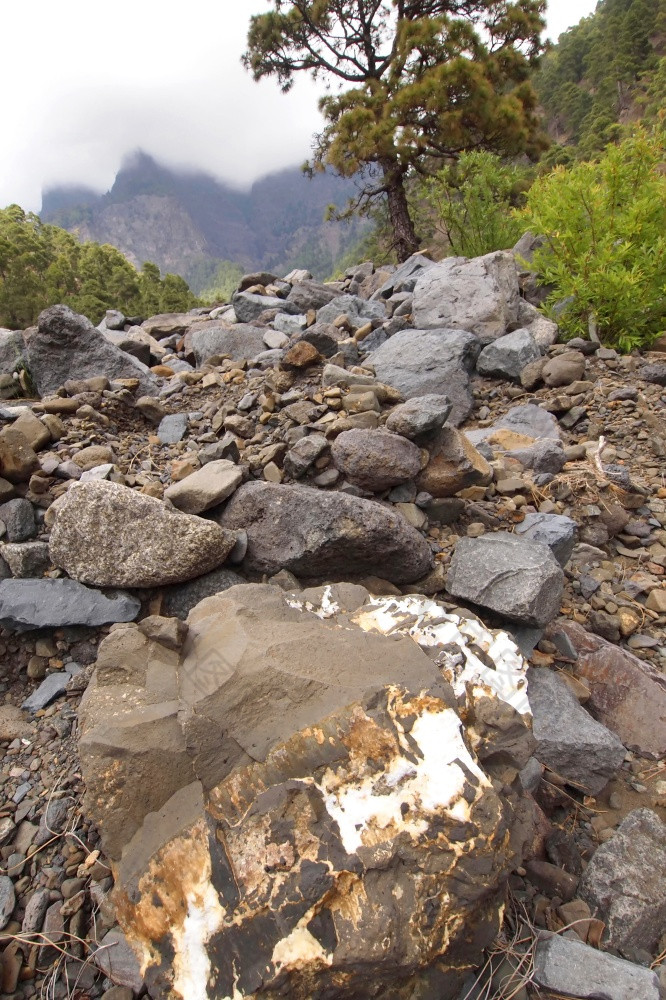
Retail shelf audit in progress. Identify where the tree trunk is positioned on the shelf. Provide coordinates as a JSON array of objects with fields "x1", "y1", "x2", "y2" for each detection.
[{"x1": 382, "y1": 164, "x2": 420, "y2": 263}]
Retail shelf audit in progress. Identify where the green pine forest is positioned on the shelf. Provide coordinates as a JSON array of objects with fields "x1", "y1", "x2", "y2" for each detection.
[{"x1": 1, "y1": 0, "x2": 665, "y2": 342}]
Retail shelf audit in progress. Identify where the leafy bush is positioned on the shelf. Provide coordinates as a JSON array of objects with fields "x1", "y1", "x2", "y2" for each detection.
[
  {"x1": 423, "y1": 151, "x2": 528, "y2": 258},
  {"x1": 523, "y1": 127, "x2": 666, "y2": 351}
]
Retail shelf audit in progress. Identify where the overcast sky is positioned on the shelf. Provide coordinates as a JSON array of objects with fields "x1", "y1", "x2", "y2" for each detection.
[{"x1": 1, "y1": 1, "x2": 599, "y2": 213}]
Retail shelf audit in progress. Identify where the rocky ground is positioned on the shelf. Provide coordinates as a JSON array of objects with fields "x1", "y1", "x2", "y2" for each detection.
[{"x1": 0, "y1": 248, "x2": 665, "y2": 999}]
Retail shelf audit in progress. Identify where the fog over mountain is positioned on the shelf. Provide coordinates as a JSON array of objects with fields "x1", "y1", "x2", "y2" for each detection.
[
  {"x1": 41, "y1": 152, "x2": 368, "y2": 287},
  {"x1": 2, "y1": 1, "x2": 597, "y2": 212}
]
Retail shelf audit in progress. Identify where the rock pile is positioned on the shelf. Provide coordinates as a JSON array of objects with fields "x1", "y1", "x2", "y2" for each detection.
[{"x1": 0, "y1": 242, "x2": 664, "y2": 1000}]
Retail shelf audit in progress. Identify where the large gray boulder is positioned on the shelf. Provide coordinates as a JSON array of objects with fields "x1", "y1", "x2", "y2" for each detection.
[
  {"x1": 412, "y1": 251, "x2": 520, "y2": 342},
  {"x1": 528, "y1": 667, "x2": 625, "y2": 795},
  {"x1": 580, "y1": 809, "x2": 666, "y2": 959},
  {"x1": 0, "y1": 578, "x2": 140, "y2": 631},
  {"x1": 80, "y1": 583, "x2": 534, "y2": 999},
  {"x1": 331, "y1": 429, "x2": 422, "y2": 492},
  {"x1": 219, "y1": 481, "x2": 433, "y2": 583},
  {"x1": 190, "y1": 324, "x2": 267, "y2": 365},
  {"x1": 476, "y1": 328, "x2": 541, "y2": 381},
  {"x1": 27, "y1": 306, "x2": 159, "y2": 397},
  {"x1": 446, "y1": 534, "x2": 564, "y2": 627},
  {"x1": 49, "y1": 481, "x2": 237, "y2": 588},
  {"x1": 368, "y1": 328, "x2": 480, "y2": 426}
]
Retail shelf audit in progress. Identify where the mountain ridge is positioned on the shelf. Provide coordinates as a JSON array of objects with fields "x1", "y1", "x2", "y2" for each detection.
[{"x1": 41, "y1": 152, "x2": 368, "y2": 294}]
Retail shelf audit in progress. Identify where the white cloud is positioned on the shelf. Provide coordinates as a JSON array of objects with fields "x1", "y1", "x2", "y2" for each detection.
[{"x1": 1, "y1": 0, "x2": 599, "y2": 212}]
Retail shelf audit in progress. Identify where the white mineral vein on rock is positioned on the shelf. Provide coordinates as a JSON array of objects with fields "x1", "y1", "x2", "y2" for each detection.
[{"x1": 317, "y1": 699, "x2": 488, "y2": 854}]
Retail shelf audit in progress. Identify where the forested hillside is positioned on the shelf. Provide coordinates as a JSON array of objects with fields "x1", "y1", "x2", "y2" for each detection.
[
  {"x1": 0, "y1": 205, "x2": 196, "y2": 328},
  {"x1": 536, "y1": 0, "x2": 666, "y2": 160}
]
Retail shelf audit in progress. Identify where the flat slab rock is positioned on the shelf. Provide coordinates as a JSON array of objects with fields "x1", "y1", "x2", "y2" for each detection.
[
  {"x1": 49, "y1": 480, "x2": 236, "y2": 588},
  {"x1": 446, "y1": 533, "x2": 565, "y2": 628},
  {"x1": 219, "y1": 481, "x2": 433, "y2": 584},
  {"x1": 0, "y1": 578, "x2": 140, "y2": 631},
  {"x1": 533, "y1": 933, "x2": 660, "y2": 1000}
]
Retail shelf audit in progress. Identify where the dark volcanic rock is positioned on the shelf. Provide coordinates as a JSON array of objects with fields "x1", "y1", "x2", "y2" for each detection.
[
  {"x1": 27, "y1": 305, "x2": 159, "y2": 397},
  {"x1": 0, "y1": 578, "x2": 140, "y2": 631},
  {"x1": 331, "y1": 429, "x2": 422, "y2": 492},
  {"x1": 219, "y1": 482, "x2": 433, "y2": 583}
]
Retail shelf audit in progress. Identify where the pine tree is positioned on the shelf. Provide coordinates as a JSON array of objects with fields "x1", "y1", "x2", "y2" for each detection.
[{"x1": 244, "y1": 0, "x2": 546, "y2": 261}]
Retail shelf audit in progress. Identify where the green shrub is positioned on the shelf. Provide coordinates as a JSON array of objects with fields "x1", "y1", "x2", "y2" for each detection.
[
  {"x1": 523, "y1": 127, "x2": 666, "y2": 351},
  {"x1": 423, "y1": 151, "x2": 528, "y2": 259}
]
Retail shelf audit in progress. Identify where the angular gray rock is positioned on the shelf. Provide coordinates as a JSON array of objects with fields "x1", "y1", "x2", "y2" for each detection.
[
  {"x1": 164, "y1": 460, "x2": 242, "y2": 514},
  {"x1": 157, "y1": 413, "x2": 187, "y2": 444},
  {"x1": 232, "y1": 292, "x2": 300, "y2": 324},
  {"x1": 190, "y1": 324, "x2": 267, "y2": 365},
  {"x1": 316, "y1": 294, "x2": 386, "y2": 330},
  {"x1": 0, "y1": 578, "x2": 140, "y2": 631},
  {"x1": 580, "y1": 809, "x2": 666, "y2": 958},
  {"x1": 21, "y1": 672, "x2": 70, "y2": 713},
  {"x1": 283, "y1": 433, "x2": 329, "y2": 479},
  {"x1": 49, "y1": 481, "x2": 237, "y2": 588},
  {"x1": 514, "y1": 513, "x2": 577, "y2": 566},
  {"x1": 446, "y1": 534, "x2": 564, "y2": 627},
  {"x1": 506, "y1": 438, "x2": 566, "y2": 475},
  {"x1": 371, "y1": 253, "x2": 435, "y2": 299},
  {"x1": 466, "y1": 404, "x2": 560, "y2": 446},
  {"x1": 548, "y1": 620, "x2": 666, "y2": 758},
  {"x1": 286, "y1": 279, "x2": 338, "y2": 312},
  {"x1": 385, "y1": 394, "x2": 452, "y2": 438},
  {"x1": 219, "y1": 482, "x2": 433, "y2": 583},
  {"x1": 0, "y1": 329, "x2": 27, "y2": 376},
  {"x1": 369, "y1": 328, "x2": 480, "y2": 426},
  {"x1": 533, "y1": 933, "x2": 660, "y2": 1000},
  {"x1": 476, "y1": 328, "x2": 541, "y2": 381},
  {"x1": 412, "y1": 251, "x2": 520, "y2": 342},
  {"x1": 0, "y1": 876, "x2": 15, "y2": 930},
  {"x1": 0, "y1": 541, "x2": 51, "y2": 578},
  {"x1": 331, "y1": 428, "x2": 422, "y2": 492},
  {"x1": 26, "y1": 306, "x2": 159, "y2": 397},
  {"x1": 528, "y1": 667, "x2": 625, "y2": 795},
  {"x1": 0, "y1": 498, "x2": 36, "y2": 542}
]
